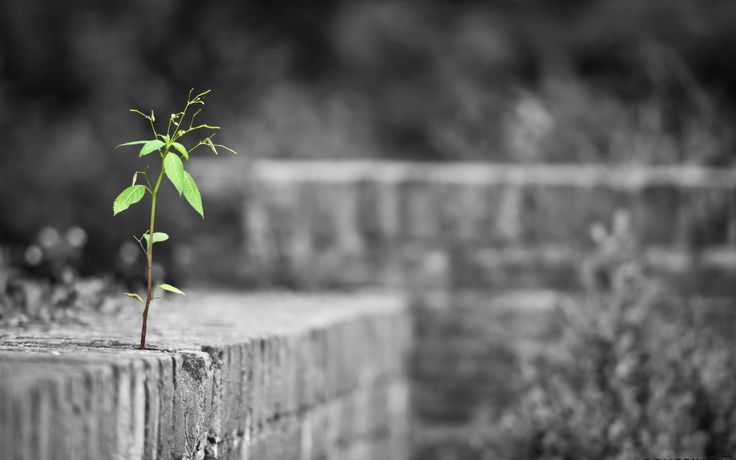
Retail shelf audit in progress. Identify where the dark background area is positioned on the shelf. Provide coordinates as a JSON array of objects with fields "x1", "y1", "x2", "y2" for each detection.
[{"x1": 1, "y1": 0, "x2": 736, "y2": 273}]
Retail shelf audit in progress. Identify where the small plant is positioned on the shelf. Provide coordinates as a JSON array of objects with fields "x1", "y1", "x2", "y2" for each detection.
[{"x1": 113, "y1": 89, "x2": 236, "y2": 349}]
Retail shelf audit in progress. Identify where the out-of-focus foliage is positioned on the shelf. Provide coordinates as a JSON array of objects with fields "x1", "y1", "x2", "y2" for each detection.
[
  {"x1": 2, "y1": 0, "x2": 736, "y2": 270},
  {"x1": 485, "y1": 212, "x2": 736, "y2": 459},
  {"x1": 0, "y1": 227, "x2": 126, "y2": 327}
]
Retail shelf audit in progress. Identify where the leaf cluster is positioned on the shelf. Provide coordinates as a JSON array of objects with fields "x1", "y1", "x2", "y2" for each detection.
[{"x1": 113, "y1": 89, "x2": 236, "y2": 219}]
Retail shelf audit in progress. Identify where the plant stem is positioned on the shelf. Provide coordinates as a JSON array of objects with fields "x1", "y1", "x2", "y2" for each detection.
[{"x1": 140, "y1": 163, "x2": 166, "y2": 350}]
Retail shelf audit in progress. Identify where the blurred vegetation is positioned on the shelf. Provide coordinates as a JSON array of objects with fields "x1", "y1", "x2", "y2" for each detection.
[
  {"x1": 485, "y1": 213, "x2": 736, "y2": 459},
  {"x1": 1, "y1": 0, "x2": 736, "y2": 271},
  {"x1": 0, "y1": 226, "x2": 127, "y2": 327}
]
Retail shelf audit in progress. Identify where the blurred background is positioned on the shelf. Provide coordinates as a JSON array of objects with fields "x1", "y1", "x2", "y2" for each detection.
[
  {"x1": 4, "y1": 2, "x2": 736, "y2": 459},
  {"x1": 2, "y1": 0, "x2": 736, "y2": 275}
]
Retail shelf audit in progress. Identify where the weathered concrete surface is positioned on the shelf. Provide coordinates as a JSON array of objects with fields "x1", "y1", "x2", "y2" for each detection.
[{"x1": 0, "y1": 290, "x2": 411, "y2": 460}]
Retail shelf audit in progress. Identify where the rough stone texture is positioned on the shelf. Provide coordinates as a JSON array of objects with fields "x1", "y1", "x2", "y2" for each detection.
[
  {"x1": 0, "y1": 291, "x2": 411, "y2": 460},
  {"x1": 185, "y1": 159, "x2": 736, "y2": 459}
]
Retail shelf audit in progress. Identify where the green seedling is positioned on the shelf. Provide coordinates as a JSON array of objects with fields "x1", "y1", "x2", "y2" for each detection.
[{"x1": 114, "y1": 89, "x2": 236, "y2": 349}]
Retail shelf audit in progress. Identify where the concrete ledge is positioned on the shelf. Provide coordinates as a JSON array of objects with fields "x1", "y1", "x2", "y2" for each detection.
[
  {"x1": 197, "y1": 159, "x2": 736, "y2": 189},
  {"x1": 187, "y1": 159, "x2": 736, "y2": 289},
  {"x1": 0, "y1": 291, "x2": 411, "y2": 460}
]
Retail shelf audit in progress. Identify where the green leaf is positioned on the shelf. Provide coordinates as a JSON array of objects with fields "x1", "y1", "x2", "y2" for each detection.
[
  {"x1": 159, "y1": 283, "x2": 185, "y2": 295},
  {"x1": 139, "y1": 140, "x2": 165, "y2": 157},
  {"x1": 164, "y1": 152, "x2": 185, "y2": 195},
  {"x1": 116, "y1": 140, "x2": 149, "y2": 148},
  {"x1": 142, "y1": 232, "x2": 169, "y2": 244},
  {"x1": 113, "y1": 185, "x2": 147, "y2": 215},
  {"x1": 124, "y1": 292, "x2": 144, "y2": 303},
  {"x1": 171, "y1": 142, "x2": 189, "y2": 160},
  {"x1": 182, "y1": 171, "x2": 204, "y2": 218}
]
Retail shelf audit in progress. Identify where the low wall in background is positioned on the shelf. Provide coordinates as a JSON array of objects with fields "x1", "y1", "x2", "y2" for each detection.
[
  {"x1": 0, "y1": 292, "x2": 411, "y2": 460},
  {"x1": 192, "y1": 160, "x2": 736, "y2": 290},
  {"x1": 188, "y1": 159, "x2": 736, "y2": 459}
]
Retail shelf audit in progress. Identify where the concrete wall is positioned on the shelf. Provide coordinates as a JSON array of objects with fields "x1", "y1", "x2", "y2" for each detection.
[
  {"x1": 0, "y1": 291, "x2": 411, "y2": 460},
  {"x1": 5, "y1": 159, "x2": 732, "y2": 459},
  {"x1": 186, "y1": 159, "x2": 736, "y2": 459},
  {"x1": 189, "y1": 160, "x2": 736, "y2": 289}
]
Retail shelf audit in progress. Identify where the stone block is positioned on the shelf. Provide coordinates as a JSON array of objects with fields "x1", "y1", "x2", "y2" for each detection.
[{"x1": 0, "y1": 293, "x2": 410, "y2": 460}]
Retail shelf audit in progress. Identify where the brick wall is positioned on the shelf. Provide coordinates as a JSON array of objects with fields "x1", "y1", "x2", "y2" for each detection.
[
  {"x1": 0, "y1": 291, "x2": 411, "y2": 460},
  {"x1": 186, "y1": 159, "x2": 736, "y2": 459},
  {"x1": 189, "y1": 160, "x2": 736, "y2": 288}
]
